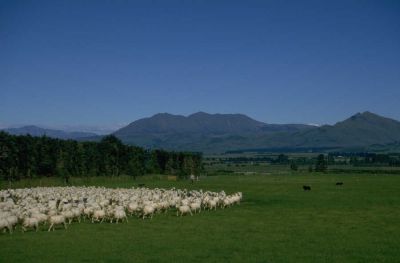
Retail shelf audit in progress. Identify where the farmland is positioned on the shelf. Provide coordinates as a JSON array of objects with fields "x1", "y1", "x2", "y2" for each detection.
[{"x1": 1, "y1": 170, "x2": 400, "y2": 262}]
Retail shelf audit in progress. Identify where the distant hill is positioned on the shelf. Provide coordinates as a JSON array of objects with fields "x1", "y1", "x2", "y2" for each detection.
[
  {"x1": 365, "y1": 141, "x2": 400, "y2": 153},
  {"x1": 5, "y1": 111, "x2": 400, "y2": 153},
  {"x1": 114, "y1": 112, "x2": 266, "y2": 135},
  {"x1": 113, "y1": 111, "x2": 400, "y2": 153},
  {"x1": 283, "y1": 111, "x2": 400, "y2": 148},
  {"x1": 113, "y1": 112, "x2": 316, "y2": 151},
  {"x1": 2, "y1": 125, "x2": 97, "y2": 140}
]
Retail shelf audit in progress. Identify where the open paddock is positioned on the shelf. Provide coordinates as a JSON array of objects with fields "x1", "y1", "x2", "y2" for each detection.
[{"x1": 1, "y1": 173, "x2": 400, "y2": 262}]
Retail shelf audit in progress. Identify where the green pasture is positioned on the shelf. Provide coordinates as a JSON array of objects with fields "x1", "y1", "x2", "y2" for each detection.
[{"x1": 1, "y1": 173, "x2": 399, "y2": 262}]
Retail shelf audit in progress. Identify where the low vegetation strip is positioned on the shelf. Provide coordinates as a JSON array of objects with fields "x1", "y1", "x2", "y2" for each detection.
[{"x1": 329, "y1": 168, "x2": 400, "y2": 175}]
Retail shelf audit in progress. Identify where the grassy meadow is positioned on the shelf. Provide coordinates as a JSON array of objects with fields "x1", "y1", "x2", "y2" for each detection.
[{"x1": 1, "y1": 171, "x2": 400, "y2": 262}]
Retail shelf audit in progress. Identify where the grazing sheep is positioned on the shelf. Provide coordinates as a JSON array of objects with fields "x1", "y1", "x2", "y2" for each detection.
[
  {"x1": 32, "y1": 213, "x2": 48, "y2": 225},
  {"x1": 7, "y1": 215, "x2": 18, "y2": 229},
  {"x1": 83, "y1": 207, "x2": 94, "y2": 221},
  {"x1": 0, "y1": 218, "x2": 13, "y2": 234},
  {"x1": 208, "y1": 199, "x2": 218, "y2": 210},
  {"x1": 22, "y1": 217, "x2": 39, "y2": 232},
  {"x1": 71, "y1": 208, "x2": 82, "y2": 223},
  {"x1": 48, "y1": 209, "x2": 57, "y2": 217},
  {"x1": 177, "y1": 205, "x2": 192, "y2": 216},
  {"x1": 221, "y1": 197, "x2": 233, "y2": 209},
  {"x1": 142, "y1": 205, "x2": 155, "y2": 219},
  {"x1": 92, "y1": 210, "x2": 106, "y2": 223},
  {"x1": 48, "y1": 215, "x2": 67, "y2": 231},
  {"x1": 48, "y1": 200, "x2": 57, "y2": 210},
  {"x1": 114, "y1": 207, "x2": 128, "y2": 223},
  {"x1": 106, "y1": 207, "x2": 115, "y2": 223},
  {"x1": 99, "y1": 199, "x2": 110, "y2": 208},
  {"x1": 190, "y1": 202, "x2": 201, "y2": 214},
  {"x1": 232, "y1": 192, "x2": 242, "y2": 205},
  {"x1": 158, "y1": 201, "x2": 170, "y2": 213},
  {"x1": 62, "y1": 210, "x2": 74, "y2": 224},
  {"x1": 0, "y1": 186, "x2": 243, "y2": 232},
  {"x1": 127, "y1": 202, "x2": 139, "y2": 216}
]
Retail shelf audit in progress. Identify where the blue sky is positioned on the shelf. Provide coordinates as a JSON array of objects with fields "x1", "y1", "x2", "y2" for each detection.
[{"x1": 1, "y1": 0, "x2": 399, "y2": 131}]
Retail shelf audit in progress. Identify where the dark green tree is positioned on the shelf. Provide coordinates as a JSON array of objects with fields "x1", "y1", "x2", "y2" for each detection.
[
  {"x1": 99, "y1": 135, "x2": 124, "y2": 176},
  {"x1": 276, "y1": 154, "x2": 289, "y2": 164},
  {"x1": 0, "y1": 132, "x2": 203, "y2": 181},
  {"x1": 127, "y1": 148, "x2": 145, "y2": 179},
  {"x1": 290, "y1": 161, "x2": 298, "y2": 171},
  {"x1": 315, "y1": 154, "x2": 328, "y2": 172}
]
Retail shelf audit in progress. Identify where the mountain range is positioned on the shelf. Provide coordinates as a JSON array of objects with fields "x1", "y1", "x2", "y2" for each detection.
[
  {"x1": 112, "y1": 111, "x2": 400, "y2": 153},
  {"x1": 3, "y1": 111, "x2": 400, "y2": 153},
  {"x1": 2, "y1": 125, "x2": 97, "y2": 140}
]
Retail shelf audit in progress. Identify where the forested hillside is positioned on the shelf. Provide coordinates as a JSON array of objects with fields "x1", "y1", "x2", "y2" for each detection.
[{"x1": 0, "y1": 132, "x2": 202, "y2": 181}]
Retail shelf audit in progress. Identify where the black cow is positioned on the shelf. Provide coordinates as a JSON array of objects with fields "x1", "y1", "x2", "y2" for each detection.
[
  {"x1": 303, "y1": 185, "x2": 311, "y2": 191},
  {"x1": 336, "y1": 182, "x2": 343, "y2": 186}
]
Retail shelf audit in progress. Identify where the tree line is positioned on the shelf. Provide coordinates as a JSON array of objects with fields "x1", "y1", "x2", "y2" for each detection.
[{"x1": 0, "y1": 132, "x2": 203, "y2": 181}]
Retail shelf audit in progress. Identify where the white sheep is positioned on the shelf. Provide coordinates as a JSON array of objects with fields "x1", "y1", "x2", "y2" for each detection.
[
  {"x1": 142, "y1": 205, "x2": 155, "y2": 219},
  {"x1": 71, "y1": 208, "x2": 82, "y2": 223},
  {"x1": 62, "y1": 210, "x2": 74, "y2": 224},
  {"x1": 207, "y1": 199, "x2": 217, "y2": 210},
  {"x1": 221, "y1": 197, "x2": 232, "y2": 209},
  {"x1": 32, "y1": 213, "x2": 48, "y2": 225},
  {"x1": 189, "y1": 202, "x2": 201, "y2": 214},
  {"x1": 0, "y1": 218, "x2": 12, "y2": 234},
  {"x1": 48, "y1": 215, "x2": 67, "y2": 231},
  {"x1": 92, "y1": 209, "x2": 106, "y2": 223},
  {"x1": 1, "y1": 186, "x2": 243, "y2": 232},
  {"x1": 177, "y1": 205, "x2": 192, "y2": 216},
  {"x1": 127, "y1": 202, "x2": 139, "y2": 216},
  {"x1": 83, "y1": 207, "x2": 94, "y2": 221},
  {"x1": 114, "y1": 207, "x2": 128, "y2": 223},
  {"x1": 22, "y1": 217, "x2": 39, "y2": 232}
]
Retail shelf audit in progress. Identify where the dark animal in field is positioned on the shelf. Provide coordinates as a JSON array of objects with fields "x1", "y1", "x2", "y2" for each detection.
[
  {"x1": 336, "y1": 182, "x2": 343, "y2": 186},
  {"x1": 138, "y1": 183, "x2": 145, "y2": 187},
  {"x1": 303, "y1": 185, "x2": 311, "y2": 191}
]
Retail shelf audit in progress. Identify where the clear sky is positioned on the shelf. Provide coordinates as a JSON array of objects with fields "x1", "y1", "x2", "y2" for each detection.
[{"x1": 1, "y1": 0, "x2": 400, "y2": 130}]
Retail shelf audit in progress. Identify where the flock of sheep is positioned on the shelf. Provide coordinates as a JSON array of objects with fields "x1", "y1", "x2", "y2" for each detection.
[{"x1": 0, "y1": 186, "x2": 242, "y2": 233}]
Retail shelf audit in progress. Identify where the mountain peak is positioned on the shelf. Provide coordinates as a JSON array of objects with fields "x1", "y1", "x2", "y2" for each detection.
[
  {"x1": 346, "y1": 111, "x2": 389, "y2": 123},
  {"x1": 362, "y1": 111, "x2": 374, "y2": 115},
  {"x1": 152, "y1": 112, "x2": 180, "y2": 118},
  {"x1": 360, "y1": 111, "x2": 382, "y2": 118},
  {"x1": 188, "y1": 111, "x2": 211, "y2": 118},
  {"x1": 353, "y1": 111, "x2": 375, "y2": 117}
]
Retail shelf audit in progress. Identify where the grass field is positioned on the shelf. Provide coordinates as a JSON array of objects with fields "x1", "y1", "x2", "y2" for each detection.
[{"x1": 1, "y1": 172, "x2": 400, "y2": 262}]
